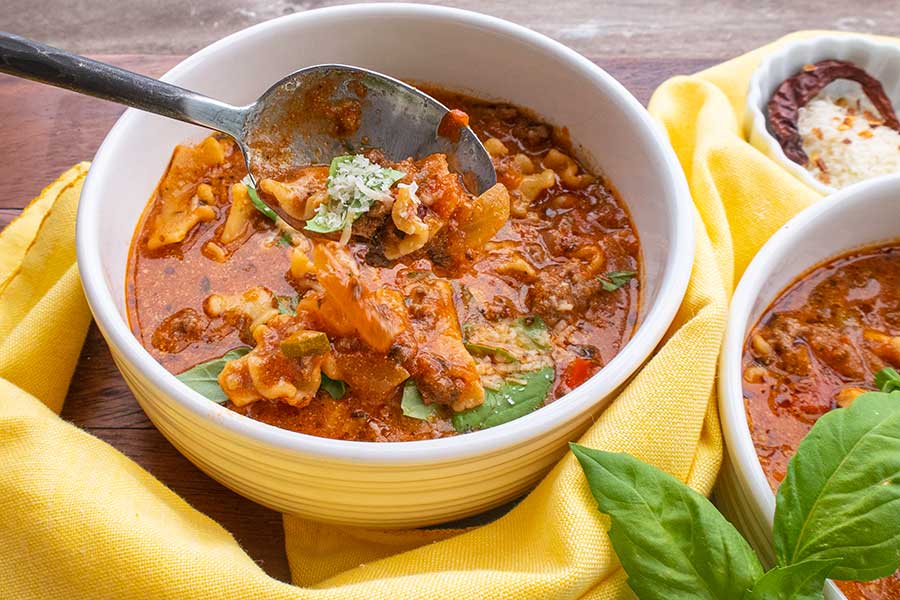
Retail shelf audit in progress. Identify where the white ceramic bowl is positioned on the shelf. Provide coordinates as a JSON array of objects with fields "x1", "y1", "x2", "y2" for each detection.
[
  {"x1": 718, "y1": 173, "x2": 900, "y2": 598},
  {"x1": 746, "y1": 34, "x2": 900, "y2": 195},
  {"x1": 77, "y1": 3, "x2": 694, "y2": 527}
]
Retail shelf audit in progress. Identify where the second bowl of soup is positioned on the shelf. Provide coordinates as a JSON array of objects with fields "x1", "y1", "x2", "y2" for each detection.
[{"x1": 718, "y1": 173, "x2": 900, "y2": 598}]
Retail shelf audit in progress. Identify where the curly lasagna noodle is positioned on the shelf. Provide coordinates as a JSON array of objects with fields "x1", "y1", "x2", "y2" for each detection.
[{"x1": 127, "y1": 88, "x2": 642, "y2": 441}]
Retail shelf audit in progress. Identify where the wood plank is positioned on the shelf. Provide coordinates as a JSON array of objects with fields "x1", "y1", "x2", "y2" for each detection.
[
  {"x1": 0, "y1": 56, "x2": 180, "y2": 208},
  {"x1": 0, "y1": 208, "x2": 20, "y2": 229},
  {"x1": 4, "y1": 0, "x2": 898, "y2": 60}
]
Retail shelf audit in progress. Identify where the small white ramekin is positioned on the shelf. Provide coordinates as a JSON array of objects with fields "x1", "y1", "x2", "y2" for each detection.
[
  {"x1": 77, "y1": 4, "x2": 694, "y2": 527},
  {"x1": 718, "y1": 173, "x2": 900, "y2": 598},
  {"x1": 746, "y1": 34, "x2": 900, "y2": 195}
]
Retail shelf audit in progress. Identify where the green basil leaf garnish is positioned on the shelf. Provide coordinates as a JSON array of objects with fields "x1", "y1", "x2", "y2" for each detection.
[
  {"x1": 400, "y1": 379, "x2": 438, "y2": 420},
  {"x1": 176, "y1": 347, "x2": 251, "y2": 403},
  {"x1": 463, "y1": 341, "x2": 518, "y2": 363},
  {"x1": 570, "y1": 444, "x2": 764, "y2": 599},
  {"x1": 875, "y1": 367, "x2": 900, "y2": 393},
  {"x1": 241, "y1": 175, "x2": 279, "y2": 222},
  {"x1": 319, "y1": 373, "x2": 346, "y2": 400},
  {"x1": 773, "y1": 390, "x2": 900, "y2": 581},
  {"x1": 452, "y1": 367, "x2": 553, "y2": 432},
  {"x1": 510, "y1": 315, "x2": 551, "y2": 350},
  {"x1": 597, "y1": 270, "x2": 637, "y2": 292},
  {"x1": 743, "y1": 559, "x2": 840, "y2": 600}
]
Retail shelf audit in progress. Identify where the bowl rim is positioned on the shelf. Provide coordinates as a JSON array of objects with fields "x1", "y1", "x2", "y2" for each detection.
[
  {"x1": 745, "y1": 33, "x2": 900, "y2": 196},
  {"x1": 718, "y1": 172, "x2": 900, "y2": 597},
  {"x1": 77, "y1": 2, "x2": 695, "y2": 463}
]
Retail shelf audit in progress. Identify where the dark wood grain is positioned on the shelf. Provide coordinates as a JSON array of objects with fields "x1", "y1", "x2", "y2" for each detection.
[
  {"x1": 0, "y1": 56, "x2": 179, "y2": 208},
  {"x1": 5, "y1": 0, "x2": 899, "y2": 60},
  {"x1": 1, "y1": 53, "x2": 716, "y2": 584}
]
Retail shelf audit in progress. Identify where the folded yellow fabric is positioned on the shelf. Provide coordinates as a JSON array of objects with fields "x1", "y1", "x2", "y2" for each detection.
[{"x1": 1, "y1": 31, "x2": 857, "y2": 598}]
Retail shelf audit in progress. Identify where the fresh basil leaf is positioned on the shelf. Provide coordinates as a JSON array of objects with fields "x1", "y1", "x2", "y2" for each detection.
[
  {"x1": 319, "y1": 373, "x2": 346, "y2": 400},
  {"x1": 598, "y1": 270, "x2": 637, "y2": 292},
  {"x1": 510, "y1": 315, "x2": 550, "y2": 350},
  {"x1": 570, "y1": 444, "x2": 764, "y2": 600},
  {"x1": 463, "y1": 341, "x2": 518, "y2": 363},
  {"x1": 400, "y1": 379, "x2": 437, "y2": 420},
  {"x1": 452, "y1": 367, "x2": 553, "y2": 432},
  {"x1": 276, "y1": 295, "x2": 299, "y2": 316},
  {"x1": 328, "y1": 155, "x2": 354, "y2": 178},
  {"x1": 773, "y1": 391, "x2": 900, "y2": 581},
  {"x1": 176, "y1": 347, "x2": 251, "y2": 403},
  {"x1": 875, "y1": 367, "x2": 900, "y2": 393},
  {"x1": 241, "y1": 175, "x2": 279, "y2": 222},
  {"x1": 743, "y1": 559, "x2": 839, "y2": 600}
]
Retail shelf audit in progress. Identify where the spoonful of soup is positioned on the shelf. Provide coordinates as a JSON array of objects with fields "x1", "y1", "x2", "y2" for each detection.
[{"x1": 0, "y1": 32, "x2": 497, "y2": 233}]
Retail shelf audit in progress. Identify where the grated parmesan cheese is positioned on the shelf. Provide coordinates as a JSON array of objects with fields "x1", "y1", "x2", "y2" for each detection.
[
  {"x1": 798, "y1": 86, "x2": 900, "y2": 188},
  {"x1": 304, "y1": 155, "x2": 405, "y2": 236}
]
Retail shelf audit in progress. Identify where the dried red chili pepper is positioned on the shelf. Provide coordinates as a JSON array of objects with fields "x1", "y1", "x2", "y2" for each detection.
[{"x1": 767, "y1": 60, "x2": 900, "y2": 166}]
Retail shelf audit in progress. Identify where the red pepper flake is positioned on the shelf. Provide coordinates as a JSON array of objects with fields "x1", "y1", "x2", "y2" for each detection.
[
  {"x1": 864, "y1": 110, "x2": 884, "y2": 126},
  {"x1": 843, "y1": 138, "x2": 852, "y2": 144},
  {"x1": 815, "y1": 156, "x2": 831, "y2": 185},
  {"x1": 837, "y1": 116, "x2": 855, "y2": 131}
]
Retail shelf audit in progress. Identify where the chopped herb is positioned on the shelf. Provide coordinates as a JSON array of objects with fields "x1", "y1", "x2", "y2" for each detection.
[
  {"x1": 241, "y1": 175, "x2": 279, "y2": 222},
  {"x1": 176, "y1": 347, "x2": 251, "y2": 403},
  {"x1": 875, "y1": 367, "x2": 900, "y2": 393},
  {"x1": 276, "y1": 295, "x2": 299, "y2": 316},
  {"x1": 510, "y1": 315, "x2": 551, "y2": 350},
  {"x1": 597, "y1": 270, "x2": 637, "y2": 292},
  {"x1": 319, "y1": 374, "x2": 346, "y2": 400},
  {"x1": 305, "y1": 155, "x2": 405, "y2": 234},
  {"x1": 400, "y1": 379, "x2": 438, "y2": 420},
  {"x1": 463, "y1": 315, "x2": 549, "y2": 363},
  {"x1": 464, "y1": 342, "x2": 518, "y2": 363},
  {"x1": 452, "y1": 367, "x2": 554, "y2": 432},
  {"x1": 276, "y1": 232, "x2": 293, "y2": 247},
  {"x1": 280, "y1": 330, "x2": 330, "y2": 357}
]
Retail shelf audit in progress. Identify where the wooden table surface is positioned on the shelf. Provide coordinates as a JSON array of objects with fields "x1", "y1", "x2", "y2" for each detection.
[{"x1": 0, "y1": 2, "x2": 888, "y2": 575}]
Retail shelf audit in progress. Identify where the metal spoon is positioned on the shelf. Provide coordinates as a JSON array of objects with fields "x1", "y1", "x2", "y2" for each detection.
[{"x1": 0, "y1": 32, "x2": 497, "y2": 229}]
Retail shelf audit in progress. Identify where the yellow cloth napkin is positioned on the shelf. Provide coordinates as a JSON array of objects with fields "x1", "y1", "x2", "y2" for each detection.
[{"x1": 2, "y1": 31, "x2": 850, "y2": 598}]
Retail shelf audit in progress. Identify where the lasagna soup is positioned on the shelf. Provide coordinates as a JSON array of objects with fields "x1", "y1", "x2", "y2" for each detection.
[
  {"x1": 742, "y1": 243, "x2": 900, "y2": 599},
  {"x1": 127, "y1": 89, "x2": 641, "y2": 442}
]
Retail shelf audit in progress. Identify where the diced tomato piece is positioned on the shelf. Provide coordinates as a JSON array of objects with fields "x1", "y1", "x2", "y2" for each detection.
[{"x1": 563, "y1": 357, "x2": 597, "y2": 389}]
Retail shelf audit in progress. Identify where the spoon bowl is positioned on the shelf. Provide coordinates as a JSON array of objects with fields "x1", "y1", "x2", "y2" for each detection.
[{"x1": 0, "y1": 33, "x2": 496, "y2": 229}]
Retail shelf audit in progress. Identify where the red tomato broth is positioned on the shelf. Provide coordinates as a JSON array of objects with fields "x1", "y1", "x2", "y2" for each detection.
[{"x1": 127, "y1": 87, "x2": 641, "y2": 442}]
